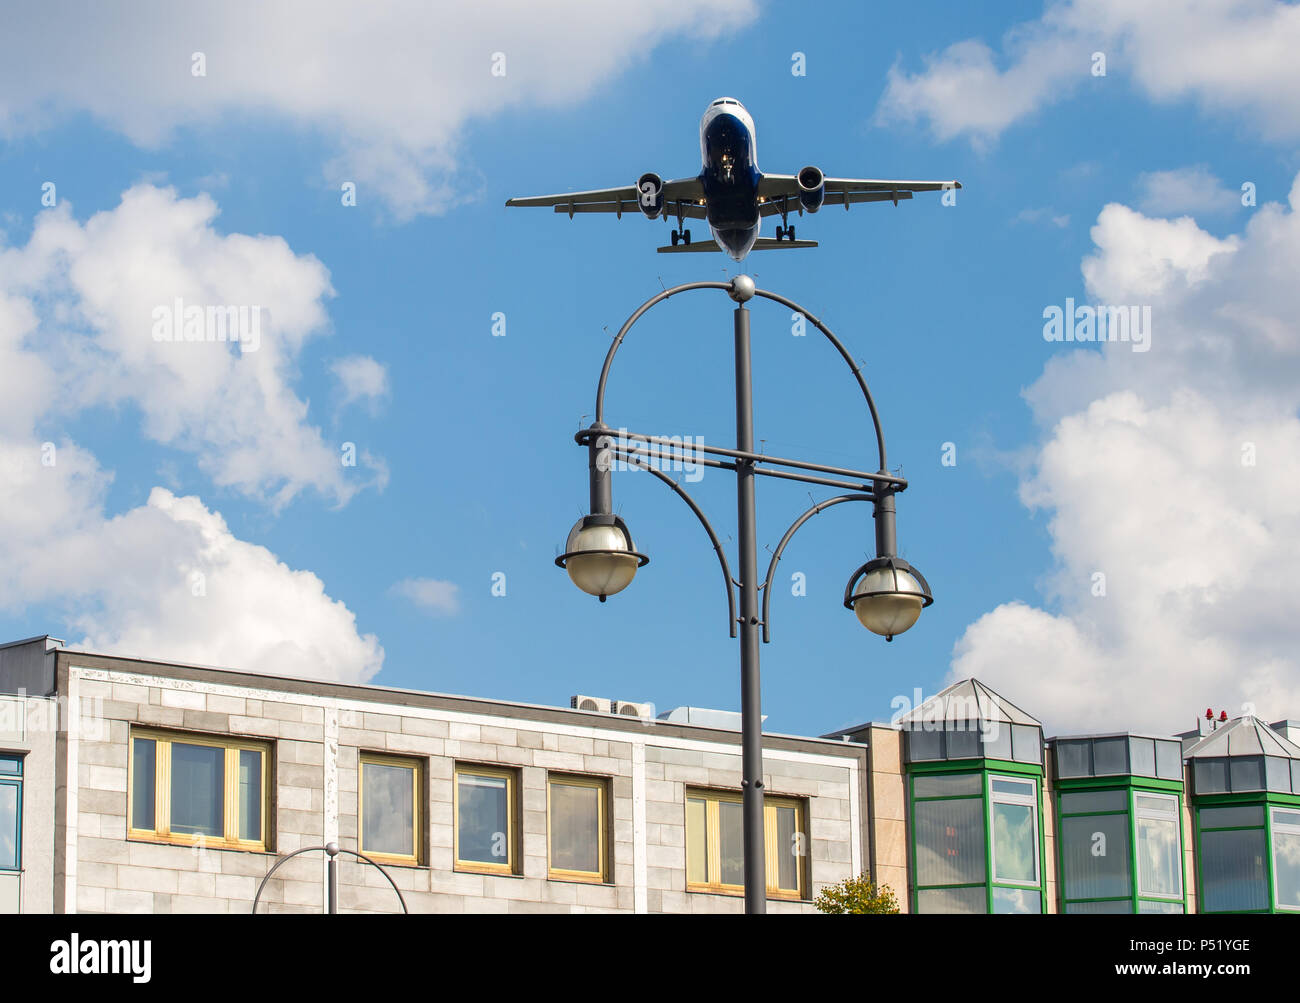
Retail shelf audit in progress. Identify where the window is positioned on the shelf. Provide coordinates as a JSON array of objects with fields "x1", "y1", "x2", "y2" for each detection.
[
  {"x1": 454, "y1": 764, "x2": 518, "y2": 875},
  {"x1": 989, "y1": 776, "x2": 1040, "y2": 912},
  {"x1": 1198, "y1": 805, "x2": 1268, "y2": 912},
  {"x1": 1134, "y1": 794, "x2": 1182, "y2": 901},
  {"x1": 911, "y1": 771, "x2": 986, "y2": 913},
  {"x1": 547, "y1": 774, "x2": 610, "y2": 883},
  {"x1": 0, "y1": 755, "x2": 21, "y2": 871},
  {"x1": 129, "y1": 729, "x2": 269, "y2": 850},
  {"x1": 359, "y1": 752, "x2": 423, "y2": 865},
  {"x1": 684, "y1": 789, "x2": 807, "y2": 900},
  {"x1": 1270, "y1": 808, "x2": 1300, "y2": 911}
]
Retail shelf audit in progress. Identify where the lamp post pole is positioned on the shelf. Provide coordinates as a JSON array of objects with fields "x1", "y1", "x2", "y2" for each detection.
[
  {"x1": 732, "y1": 301, "x2": 767, "y2": 913},
  {"x1": 556, "y1": 277, "x2": 933, "y2": 915}
]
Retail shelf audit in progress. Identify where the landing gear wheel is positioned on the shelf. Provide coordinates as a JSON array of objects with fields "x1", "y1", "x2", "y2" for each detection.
[
  {"x1": 682, "y1": 229, "x2": 691, "y2": 244},
  {"x1": 775, "y1": 225, "x2": 786, "y2": 241},
  {"x1": 671, "y1": 230, "x2": 679, "y2": 246},
  {"x1": 787, "y1": 225, "x2": 796, "y2": 241}
]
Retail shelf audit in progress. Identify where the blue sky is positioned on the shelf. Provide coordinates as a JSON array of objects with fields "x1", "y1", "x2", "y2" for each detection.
[{"x1": 2, "y1": 0, "x2": 1299, "y2": 738}]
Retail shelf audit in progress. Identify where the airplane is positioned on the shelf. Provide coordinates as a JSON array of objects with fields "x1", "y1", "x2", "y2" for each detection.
[{"x1": 505, "y1": 97, "x2": 961, "y2": 262}]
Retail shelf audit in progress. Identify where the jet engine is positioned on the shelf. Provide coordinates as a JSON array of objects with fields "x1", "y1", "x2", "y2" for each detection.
[
  {"x1": 636, "y1": 172, "x2": 665, "y2": 219},
  {"x1": 797, "y1": 166, "x2": 825, "y2": 213}
]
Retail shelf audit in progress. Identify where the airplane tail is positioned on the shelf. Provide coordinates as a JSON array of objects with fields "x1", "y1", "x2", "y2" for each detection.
[{"x1": 657, "y1": 237, "x2": 818, "y2": 253}]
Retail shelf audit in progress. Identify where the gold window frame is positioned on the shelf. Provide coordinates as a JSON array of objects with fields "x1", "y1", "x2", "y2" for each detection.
[
  {"x1": 546, "y1": 773, "x2": 611, "y2": 884},
  {"x1": 684, "y1": 788, "x2": 807, "y2": 900},
  {"x1": 127, "y1": 727, "x2": 271, "y2": 852},
  {"x1": 453, "y1": 763, "x2": 519, "y2": 876},
  {"x1": 358, "y1": 751, "x2": 424, "y2": 866}
]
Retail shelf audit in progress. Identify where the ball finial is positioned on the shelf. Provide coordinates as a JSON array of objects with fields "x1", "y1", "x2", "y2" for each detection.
[{"x1": 728, "y1": 274, "x2": 756, "y2": 302}]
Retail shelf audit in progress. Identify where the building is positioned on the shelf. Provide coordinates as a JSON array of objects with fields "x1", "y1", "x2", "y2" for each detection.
[
  {"x1": 0, "y1": 636, "x2": 864, "y2": 913},
  {"x1": 0, "y1": 634, "x2": 1297, "y2": 914}
]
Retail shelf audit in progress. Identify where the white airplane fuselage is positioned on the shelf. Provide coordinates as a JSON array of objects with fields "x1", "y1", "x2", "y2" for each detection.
[{"x1": 697, "y1": 98, "x2": 762, "y2": 261}]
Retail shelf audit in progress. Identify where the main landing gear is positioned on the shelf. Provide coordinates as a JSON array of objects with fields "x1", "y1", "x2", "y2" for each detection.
[
  {"x1": 774, "y1": 224, "x2": 796, "y2": 242},
  {"x1": 670, "y1": 228, "x2": 692, "y2": 246}
]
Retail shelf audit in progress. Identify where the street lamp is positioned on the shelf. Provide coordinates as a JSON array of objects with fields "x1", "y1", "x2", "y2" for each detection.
[{"x1": 556, "y1": 277, "x2": 931, "y2": 913}]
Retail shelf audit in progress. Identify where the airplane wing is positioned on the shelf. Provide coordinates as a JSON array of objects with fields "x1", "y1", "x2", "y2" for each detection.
[
  {"x1": 506, "y1": 178, "x2": 707, "y2": 219},
  {"x1": 757, "y1": 175, "x2": 960, "y2": 211}
]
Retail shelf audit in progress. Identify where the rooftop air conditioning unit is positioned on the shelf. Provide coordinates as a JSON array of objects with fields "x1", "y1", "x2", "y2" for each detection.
[
  {"x1": 571, "y1": 695, "x2": 613, "y2": 713},
  {"x1": 613, "y1": 699, "x2": 654, "y2": 720}
]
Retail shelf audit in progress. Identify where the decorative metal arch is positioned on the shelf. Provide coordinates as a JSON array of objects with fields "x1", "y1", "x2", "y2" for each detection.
[{"x1": 251, "y1": 843, "x2": 409, "y2": 915}]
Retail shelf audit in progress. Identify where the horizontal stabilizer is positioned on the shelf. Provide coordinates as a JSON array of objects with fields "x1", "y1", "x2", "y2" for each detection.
[{"x1": 657, "y1": 237, "x2": 818, "y2": 253}]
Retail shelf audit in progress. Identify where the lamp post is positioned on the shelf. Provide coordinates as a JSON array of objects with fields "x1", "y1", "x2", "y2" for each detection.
[{"x1": 556, "y1": 277, "x2": 931, "y2": 914}]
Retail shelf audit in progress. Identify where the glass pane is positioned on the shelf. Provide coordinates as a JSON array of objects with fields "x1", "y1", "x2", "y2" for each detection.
[
  {"x1": 686, "y1": 798, "x2": 707, "y2": 884},
  {"x1": 1067, "y1": 899, "x2": 1131, "y2": 914},
  {"x1": 1293, "y1": 760, "x2": 1300, "y2": 795},
  {"x1": 550, "y1": 781, "x2": 601, "y2": 875},
  {"x1": 1061, "y1": 814, "x2": 1130, "y2": 899},
  {"x1": 774, "y1": 804, "x2": 799, "y2": 891},
  {"x1": 1273, "y1": 829, "x2": 1300, "y2": 910},
  {"x1": 1273, "y1": 809, "x2": 1300, "y2": 829},
  {"x1": 0, "y1": 783, "x2": 16, "y2": 869},
  {"x1": 1012, "y1": 725, "x2": 1042, "y2": 764},
  {"x1": 1060, "y1": 789, "x2": 1127, "y2": 814},
  {"x1": 912, "y1": 773, "x2": 980, "y2": 798},
  {"x1": 1138, "y1": 899, "x2": 1184, "y2": 914},
  {"x1": 169, "y1": 742, "x2": 223, "y2": 837},
  {"x1": 1229, "y1": 757, "x2": 1264, "y2": 792},
  {"x1": 457, "y1": 772, "x2": 509, "y2": 865},
  {"x1": 238, "y1": 750, "x2": 261, "y2": 842},
  {"x1": 906, "y1": 728, "x2": 943, "y2": 762},
  {"x1": 916, "y1": 886, "x2": 986, "y2": 914},
  {"x1": 1200, "y1": 828, "x2": 1268, "y2": 912},
  {"x1": 1137, "y1": 816, "x2": 1181, "y2": 897},
  {"x1": 1155, "y1": 741, "x2": 1183, "y2": 780},
  {"x1": 991, "y1": 778, "x2": 1033, "y2": 798},
  {"x1": 131, "y1": 738, "x2": 156, "y2": 831},
  {"x1": 1092, "y1": 738, "x2": 1128, "y2": 775},
  {"x1": 0, "y1": 756, "x2": 19, "y2": 776},
  {"x1": 1134, "y1": 794, "x2": 1177, "y2": 818},
  {"x1": 993, "y1": 802, "x2": 1037, "y2": 883},
  {"x1": 1194, "y1": 758, "x2": 1228, "y2": 794},
  {"x1": 1199, "y1": 805, "x2": 1264, "y2": 829},
  {"x1": 979, "y1": 723, "x2": 1011, "y2": 760},
  {"x1": 1129, "y1": 738, "x2": 1156, "y2": 777},
  {"x1": 992, "y1": 886, "x2": 1041, "y2": 913},
  {"x1": 1055, "y1": 740, "x2": 1091, "y2": 778},
  {"x1": 914, "y1": 798, "x2": 985, "y2": 886},
  {"x1": 718, "y1": 800, "x2": 744, "y2": 886},
  {"x1": 1266, "y1": 757, "x2": 1291, "y2": 792},
  {"x1": 944, "y1": 724, "x2": 980, "y2": 760},
  {"x1": 364, "y1": 761, "x2": 414, "y2": 857}
]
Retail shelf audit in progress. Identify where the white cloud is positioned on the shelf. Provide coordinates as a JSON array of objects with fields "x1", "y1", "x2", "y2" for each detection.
[
  {"x1": 0, "y1": 439, "x2": 384, "y2": 683},
  {"x1": 0, "y1": 184, "x2": 384, "y2": 509},
  {"x1": 877, "y1": 0, "x2": 1300, "y2": 146},
  {"x1": 0, "y1": 0, "x2": 754, "y2": 219},
  {"x1": 331, "y1": 355, "x2": 389, "y2": 411},
  {"x1": 950, "y1": 175, "x2": 1300, "y2": 734},
  {"x1": 391, "y1": 578, "x2": 462, "y2": 617},
  {"x1": 1013, "y1": 207, "x2": 1071, "y2": 228},
  {"x1": 1136, "y1": 166, "x2": 1242, "y2": 217},
  {"x1": 0, "y1": 185, "x2": 394, "y2": 683}
]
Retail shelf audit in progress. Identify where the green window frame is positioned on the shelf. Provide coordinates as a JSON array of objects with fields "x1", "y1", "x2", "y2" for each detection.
[
  {"x1": 0, "y1": 754, "x2": 22, "y2": 872},
  {"x1": 1194, "y1": 791, "x2": 1300, "y2": 913},
  {"x1": 1056, "y1": 780, "x2": 1186, "y2": 914},
  {"x1": 908, "y1": 760, "x2": 1046, "y2": 914}
]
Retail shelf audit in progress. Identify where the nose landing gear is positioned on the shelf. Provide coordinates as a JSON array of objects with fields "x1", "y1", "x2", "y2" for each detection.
[{"x1": 670, "y1": 228, "x2": 693, "y2": 246}]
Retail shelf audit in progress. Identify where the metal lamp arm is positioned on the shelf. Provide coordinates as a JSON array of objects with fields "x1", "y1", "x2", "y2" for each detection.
[
  {"x1": 593, "y1": 281, "x2": 891, "y2": 474},
  {"x1": 759, "y1": 494, "x2": 874, "y2": 643},
  {"x1": 615, "y1": 447, "x2": 738, "y2": 638}
]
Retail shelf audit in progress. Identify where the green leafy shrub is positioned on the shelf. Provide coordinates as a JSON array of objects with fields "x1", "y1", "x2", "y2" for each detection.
[{"x1": 814, "y1": 873, "x2": 900, "y2": 914}]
